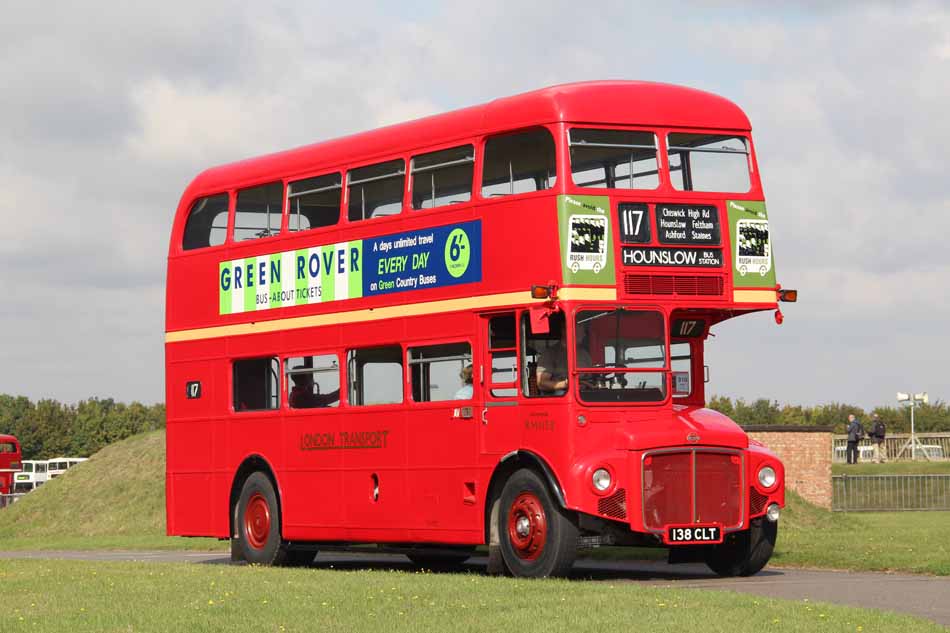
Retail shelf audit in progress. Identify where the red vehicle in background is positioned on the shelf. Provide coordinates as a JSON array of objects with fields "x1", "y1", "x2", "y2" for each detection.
[
  {"x1": 165, "y1": 81, "x2": 793, "y2": 577},
  {"x1": 0, "y1": 434, "x2": 22, "y2": 502}
]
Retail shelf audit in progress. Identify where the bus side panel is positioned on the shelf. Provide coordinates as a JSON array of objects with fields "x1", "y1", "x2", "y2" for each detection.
[
  {"x1": 281, "y1": 408, "x2": 345, "y2": 540},
  {"x1": 166, "y1": 347, "x2": 226, "y2": 537},
  {"x1": 341, "y1": 405, "x2": 409, "y2": 542}
]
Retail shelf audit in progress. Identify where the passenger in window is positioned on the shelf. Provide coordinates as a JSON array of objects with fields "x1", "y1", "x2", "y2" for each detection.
[
  {"x1": 289, "y1": 371, "x2": 340, "y2": 408},
  {"x1": 536, "y1": 330, "x2": 591, "y2": 395},
  {"x1": 454, "y1": 365, "x2": 474, "y2": 400}
]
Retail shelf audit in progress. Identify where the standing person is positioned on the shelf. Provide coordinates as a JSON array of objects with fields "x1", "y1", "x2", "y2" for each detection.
[
  {"x1": 846, "y1": 414, "x2": 865, "y2": 464},
  {"x1": 870, "y1": 413, "x2": 887, "y2": 464}
]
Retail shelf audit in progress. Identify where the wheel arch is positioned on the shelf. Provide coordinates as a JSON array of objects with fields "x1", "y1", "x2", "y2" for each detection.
[
  {"x1": 483, "y1": 450, "x2": 566, "y2": 543},
  {"x1": 229, "y1": 454, "x2": 282, "y2": 538}
]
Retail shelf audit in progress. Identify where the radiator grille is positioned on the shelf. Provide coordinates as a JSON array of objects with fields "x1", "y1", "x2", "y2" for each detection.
[
  {"x1": 643, "y1": 449, "x2": 743, "y2": 531},
  {"x1": 624, "y1": 275, "x2": 723, "y2": 296},
  {"x1": 597, "y1": 488, "x2": 627, "y2": 519},
  {"x1": 750, "y1": 487, "x2": 769, "y2": 515}
]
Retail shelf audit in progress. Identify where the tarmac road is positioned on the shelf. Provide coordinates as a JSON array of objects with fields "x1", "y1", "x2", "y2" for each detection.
[{"x1": 1, "y1": 550, "x2": 947, "y2": 626}]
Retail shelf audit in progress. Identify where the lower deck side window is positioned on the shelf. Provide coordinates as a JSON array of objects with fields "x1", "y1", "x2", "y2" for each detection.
[
  {"x1": 347, "y1": 346, "x2": 403, "y2": 406},
  {"x1": 233, "y1": 357, "x2": 280, "y2": 411},
  {"x1": 409, "y1": 342, "x2": 472, "y2": 402}
]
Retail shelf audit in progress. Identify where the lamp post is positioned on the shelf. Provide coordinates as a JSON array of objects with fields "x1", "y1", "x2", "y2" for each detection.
[{"x1": 896, "y1": 391, "x2": 928, "y2": 460}]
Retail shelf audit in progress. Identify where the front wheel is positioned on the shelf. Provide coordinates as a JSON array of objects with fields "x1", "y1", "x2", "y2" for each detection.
[
  {"x1": 704, "y1": 518, "x2": 777, "y2": 577},
  {"x1": 497, "y1": 469, "x2": 578, "y2": 578}
]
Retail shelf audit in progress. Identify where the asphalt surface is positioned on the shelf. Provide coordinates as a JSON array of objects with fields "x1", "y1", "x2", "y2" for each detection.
[{"x1": 1, "y1": 550, "x2": 948, "y2": 626}]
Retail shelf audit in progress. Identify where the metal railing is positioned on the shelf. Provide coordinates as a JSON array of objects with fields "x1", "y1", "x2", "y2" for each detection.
[
  {"x1": 832, "y1": 475, "x2": 950, "y2": 511},
  {"x1": 831, "y1": 433, "x2": 950, "y2": 463}
]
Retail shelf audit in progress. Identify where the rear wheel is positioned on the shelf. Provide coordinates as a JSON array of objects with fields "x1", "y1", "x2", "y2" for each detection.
[
  {"x1": 236, "y1": 472, "x2": 300, "y2": 566},
  {"x1": 704, "y1": 518, "x2": 777, "y2": 577},
  {"x1": 497, "y1": 469, "x2": 577, "y2": 578}
]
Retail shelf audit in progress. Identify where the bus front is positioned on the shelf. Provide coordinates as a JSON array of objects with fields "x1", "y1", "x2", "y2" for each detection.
[{"x1": 549, "y1": 107, "x2": 792, "y2": 576}]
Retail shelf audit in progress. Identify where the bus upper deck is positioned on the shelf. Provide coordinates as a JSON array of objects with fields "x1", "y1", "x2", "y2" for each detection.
[{"x1": 166, "y1": 81, "x2": 788, "y2": 344}]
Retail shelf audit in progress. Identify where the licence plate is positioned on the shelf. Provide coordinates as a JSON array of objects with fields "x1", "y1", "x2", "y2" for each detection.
[{"x1": 666, "y1": 525, "x2": 722, "y2": 544}]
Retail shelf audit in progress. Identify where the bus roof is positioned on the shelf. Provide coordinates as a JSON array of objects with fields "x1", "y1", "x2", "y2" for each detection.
[
  {"x1": 184, "y1": 81, "x2": 751, "y2": 196},
  {"x1": 0, "y1": 435, "x2": 17, "y2": 443}
]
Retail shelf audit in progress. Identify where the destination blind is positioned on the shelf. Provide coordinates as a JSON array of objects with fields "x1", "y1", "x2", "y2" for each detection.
[{"x1": 655, "y1": 204, "x2": 720, "y2": 245}]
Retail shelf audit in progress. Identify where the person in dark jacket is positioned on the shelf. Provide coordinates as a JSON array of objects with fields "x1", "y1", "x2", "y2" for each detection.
[
  {"x1": 870, "y1": 413, "x2": 887, "y2": 463},
  {"x1": 846, "y1": 414, "x2": 865, "y2": 464}
]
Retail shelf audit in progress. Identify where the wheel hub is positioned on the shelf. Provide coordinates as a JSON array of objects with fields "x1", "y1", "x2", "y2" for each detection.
[
  {"x1": 244, "y1": 492, "x2": 271, "y2": 550},
  {"x1": 507, "y1": 492, "x2": 547, "y2": 561}
]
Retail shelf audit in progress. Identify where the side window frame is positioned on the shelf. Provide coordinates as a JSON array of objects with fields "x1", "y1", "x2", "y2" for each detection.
[
  {"x1": 232, "y1": 356, "x2": 281, "y2": 413},
  {"x1": 407, "y1": 341, "x2": 474, "y2": 403},
  {"x1": 286, "y1": 172, "x2": 343, "y2": 234}
]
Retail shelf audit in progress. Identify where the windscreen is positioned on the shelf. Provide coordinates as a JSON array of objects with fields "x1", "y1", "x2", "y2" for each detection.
[{"x1": 575, "y1": 309, "x2": 667, "y2": 403}]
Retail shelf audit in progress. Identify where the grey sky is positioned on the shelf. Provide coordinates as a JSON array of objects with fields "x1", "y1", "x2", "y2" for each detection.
[{"x1": 1, "y1": 1, "x2": 947, "y2": 409}]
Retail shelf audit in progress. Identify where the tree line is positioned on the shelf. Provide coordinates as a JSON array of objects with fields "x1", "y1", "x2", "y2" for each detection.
[
  {"x1": 0, "y1": 395, "x2": 165, "y2": 459},
  {"x1": 708, "y1": 396, "x2": 950, "y2": 434},
  {"x1": 1, "y1": 392, "x2": 947, "y2": 459}
]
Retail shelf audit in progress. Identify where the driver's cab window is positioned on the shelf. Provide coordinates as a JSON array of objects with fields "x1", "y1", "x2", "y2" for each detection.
[
  {"x1": 575, "y1": 309, "x2": 667, "y2": 403},
  {"x1": 523, "y1": 312, "x2": 568, "y2": 398}
]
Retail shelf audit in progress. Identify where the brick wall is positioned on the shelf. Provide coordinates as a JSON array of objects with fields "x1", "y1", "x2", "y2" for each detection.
[{"x1": 743, "y1": 426, "x2": 833, "y2": 509}]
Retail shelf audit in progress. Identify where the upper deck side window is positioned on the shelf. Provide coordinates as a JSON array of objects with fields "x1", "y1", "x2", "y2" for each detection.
[
  {"x1": 411, "y1": 145, "x2": 475, "y2": 210},
  {"x1": 347, "y1": 159, "x2": 406, "y2": 222},
  {"x1": 288, "y1": 172, "x2": 342, "y2": 232},
  {"x1": 235, "y1": 182, "x2": 284, "y2": 242},
  {"x1": 181, "y1": 193, "x2": 229, "y2": 251},
  {"x1": 667, "y1": 133, "x2": 751, "y2": 193},
  {"x1": 569, "y1": 128, "x2": 659, "y2": 190},
  {"x1": 481, "y1": 128, "x2": 557, "y2": 197}
]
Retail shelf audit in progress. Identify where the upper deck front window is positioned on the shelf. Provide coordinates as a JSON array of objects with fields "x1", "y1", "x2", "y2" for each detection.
[
  {"x1": 667, "y1": 133, "x2": 751, "y2": 193},
  {"x1": 569, "y1": 129, "x2": 659, "y2": 190}
]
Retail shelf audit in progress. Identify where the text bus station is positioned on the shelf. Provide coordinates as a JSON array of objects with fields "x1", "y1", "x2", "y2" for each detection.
[{"x1": 165, "y1": 81, "x2": 793, "y2": 577}]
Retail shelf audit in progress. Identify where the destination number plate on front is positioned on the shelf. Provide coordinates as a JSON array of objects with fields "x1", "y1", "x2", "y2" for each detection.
[{"x1": 666, "y1": 525, "x2": 722, "y2": 544}]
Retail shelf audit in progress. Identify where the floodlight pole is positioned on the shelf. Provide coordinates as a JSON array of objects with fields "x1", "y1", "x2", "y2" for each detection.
[{"x1": 910, "y1": 398, "x2": 917, "y2": 460}]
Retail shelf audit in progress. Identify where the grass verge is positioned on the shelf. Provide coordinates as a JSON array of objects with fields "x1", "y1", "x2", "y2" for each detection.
[
  {"x1": 832, "y1": 461, "x2": 950, "y2": 475},
  {"x1": 1, "y1": 559, "x2": 945, "y2": 633}
]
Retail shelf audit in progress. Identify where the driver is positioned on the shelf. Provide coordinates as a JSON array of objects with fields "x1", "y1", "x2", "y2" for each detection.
[
  {"x1": 536, "y1": 329, "x2": 592, "y2": 395},
  {"x1": 289, "y1": 370, "x2": 340, "y2": 408}
]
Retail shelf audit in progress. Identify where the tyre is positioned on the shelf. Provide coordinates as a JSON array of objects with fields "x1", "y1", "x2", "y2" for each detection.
[
  {"x1": 497, "y1": 468, "x2": 577, "y2": 578},
  {"x1": 236, "y1": 471, "x2": 298, "y2": 566},
  {"x1": 407, "y1": 546, "x2": 475, "y2": 571},
  {"x1": 704, "y1": 518, "x2": 777, "y2": 577}
]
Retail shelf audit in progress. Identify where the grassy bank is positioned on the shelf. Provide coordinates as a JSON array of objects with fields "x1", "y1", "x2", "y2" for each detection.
[
  {"x1": 1, "y1": 559, "x2": 944, "y2": 633},
  {"x1": 0, "y1": 431, "x2": 221, "y2": 551}
]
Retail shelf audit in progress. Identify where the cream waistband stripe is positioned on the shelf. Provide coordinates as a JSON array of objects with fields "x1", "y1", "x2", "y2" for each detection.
[{"x1": 165, "y1": 287, "x2": 618, "y2": 343}]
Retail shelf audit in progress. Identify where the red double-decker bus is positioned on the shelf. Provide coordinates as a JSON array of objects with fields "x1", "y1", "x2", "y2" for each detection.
[
  {"x1": 165, "y1": 81, "x2": 793, "y2": 577},
  {"x1": 0, "y1": 434, "x2": 22, "y2": 503}
]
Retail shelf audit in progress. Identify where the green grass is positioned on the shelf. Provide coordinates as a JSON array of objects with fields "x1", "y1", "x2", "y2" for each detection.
[
  {"x1": 771, "y1": 491, "x2": 950, "y2": 575},
  {"x1": 832, "y1": 461, "x2": 950, "y2": 475},
  {"x1": 0, "y1": 559, "x2": 944, "y2": 633},
  {"x1": 0, "y1": 431, "x2": 222, "y2": 551}
]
